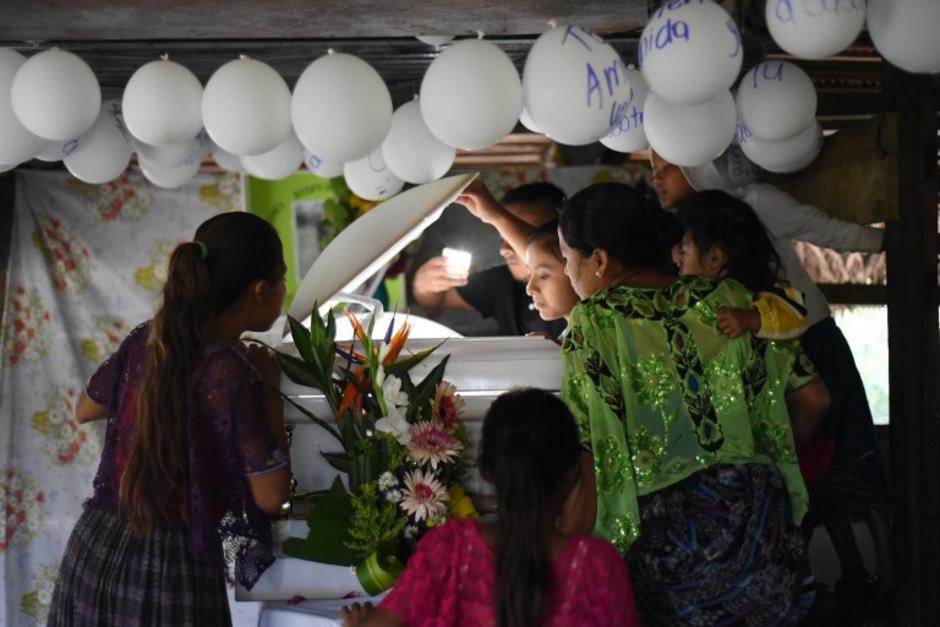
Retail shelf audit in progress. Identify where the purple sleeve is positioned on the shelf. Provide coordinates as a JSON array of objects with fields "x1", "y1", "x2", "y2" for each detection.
[
  {"x1": 86, "y1": 323, "x2": 147, "y2": 407},
  {"x1": 197, "y1": 349, "x2": 288, "y2": 476}
]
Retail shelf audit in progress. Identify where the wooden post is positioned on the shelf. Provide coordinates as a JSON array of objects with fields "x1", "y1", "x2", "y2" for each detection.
[{"x1": 885, "y1": 67, "x2": 940, "y2": 626}]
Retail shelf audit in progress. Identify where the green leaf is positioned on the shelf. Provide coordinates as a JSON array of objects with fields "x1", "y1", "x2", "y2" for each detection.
[
  {"x1": 384, "y1": 341, "x2": 445, "y2": 378},
  {"x1": 323, "y1": 451, "x2": 352, "y2": 473},
  {"x1": 288, "y1": 316, "x2": 315, "y2": 365},
  {"x1": 279, "y1": 392, "x2": 343, "y2": 445},
  {"x1": 282, "y1": 478, "x2": 361, "y2": 565},
  {"x1": 275, "y1": 352, "x2": 320, "y2": 388}
]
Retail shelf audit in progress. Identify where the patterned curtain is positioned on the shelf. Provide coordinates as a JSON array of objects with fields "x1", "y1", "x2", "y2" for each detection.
[{"x1": 0, "y1": 169, "x2": 251, "y2": 626}]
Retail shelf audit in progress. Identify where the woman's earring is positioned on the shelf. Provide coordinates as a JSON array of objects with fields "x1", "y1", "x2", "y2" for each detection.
[{"x1": 595, "y1": 271, "x2": 602, "y2": 278}]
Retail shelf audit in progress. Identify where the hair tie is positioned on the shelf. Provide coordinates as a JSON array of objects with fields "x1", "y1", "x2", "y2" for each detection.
[{"x1": 193, "y1": 240, "x2": 208, "y2": 260}]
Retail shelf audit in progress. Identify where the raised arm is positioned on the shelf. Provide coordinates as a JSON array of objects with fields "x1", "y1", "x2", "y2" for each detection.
[
  {"x1": 743, "y1": 184, "x2": 885, "y2": 253},
  {"x1": 456, "y1": 180, "x2": 536, "y2": 261}
]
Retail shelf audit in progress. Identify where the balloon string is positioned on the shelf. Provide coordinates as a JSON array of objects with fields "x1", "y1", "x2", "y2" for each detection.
[
  {"x1": 160, "y1": 53, "x2": 169, "y2": 61},
  {"x1": 239, "y1": 54, "x2": 248, "y2": 60},
  {"x1": 547, "y1": 19, "x2": 558, "y2": 28},
  {"x1": 327, "y1": 48, "x2": 336, "y2": 55},
  {"x1": 476, "y1": 30, "x2": 485, "y2": 39}
]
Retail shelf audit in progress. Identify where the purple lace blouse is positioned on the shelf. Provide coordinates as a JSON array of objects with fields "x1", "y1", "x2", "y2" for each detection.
[{"x1": 84, "y1": 322, "x2": 288, "y2": 589}]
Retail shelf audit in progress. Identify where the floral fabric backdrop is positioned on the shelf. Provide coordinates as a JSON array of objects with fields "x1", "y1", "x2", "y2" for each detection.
[{"x1": 0, "y1": 169, "x2": 257, "y2": 626}]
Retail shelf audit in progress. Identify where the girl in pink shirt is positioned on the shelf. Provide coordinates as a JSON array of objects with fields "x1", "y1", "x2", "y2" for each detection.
[{"x1": 342, "y1": 388, "x2": 638, "y2": 627}]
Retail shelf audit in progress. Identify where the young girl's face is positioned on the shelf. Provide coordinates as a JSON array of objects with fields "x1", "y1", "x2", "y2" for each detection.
[
  {"x1": 525, "y1": 238, "x2": 580, "y2": 321},
  {"x1": 677, "y1": 232, "x2": 716, "y2": 278}
]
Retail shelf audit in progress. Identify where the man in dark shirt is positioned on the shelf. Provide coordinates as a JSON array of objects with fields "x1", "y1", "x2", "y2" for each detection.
[{"x1": 412, "y1": 181, "x2": 568, "y2": 336}]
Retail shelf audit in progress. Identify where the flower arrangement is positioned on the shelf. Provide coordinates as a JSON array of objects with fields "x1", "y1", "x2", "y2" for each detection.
[{"x1": 273, "y1": 307, "x2": 476, "y2": 594}]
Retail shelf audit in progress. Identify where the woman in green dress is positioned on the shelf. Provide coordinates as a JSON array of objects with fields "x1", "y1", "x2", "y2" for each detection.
[{"x1": 557, "y1": 183, "x2": 830, "y2": 626}]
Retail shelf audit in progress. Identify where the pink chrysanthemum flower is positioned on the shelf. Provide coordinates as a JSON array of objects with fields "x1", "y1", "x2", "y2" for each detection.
[
  {"x1": 399, "y1": 469, "x2": 449, "y2": 522},
  {"x1": 431, "y1": 382, "x2": 464, "y2": 430},
  {"x1": 407, "y1": 422, "x2": 464, "y2": 469}
]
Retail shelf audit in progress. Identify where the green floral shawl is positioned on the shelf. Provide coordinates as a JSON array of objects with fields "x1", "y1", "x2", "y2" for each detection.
[{"x1": 561, "y1": 276, "x2": 812, "y2": 553}]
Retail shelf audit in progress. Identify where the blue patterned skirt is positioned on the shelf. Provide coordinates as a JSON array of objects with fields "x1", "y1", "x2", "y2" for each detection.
[
  {"x1": 627, "y1": 463, "x2": 812, "y2": 627},
  {"x1": 48, "y1": 507, "x2": 231, "y2": 626}
]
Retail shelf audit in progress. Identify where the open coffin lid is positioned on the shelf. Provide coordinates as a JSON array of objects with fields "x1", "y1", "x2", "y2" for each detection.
[{"x1": 240, "y1": 175, "x2": 564, "y2": 602}]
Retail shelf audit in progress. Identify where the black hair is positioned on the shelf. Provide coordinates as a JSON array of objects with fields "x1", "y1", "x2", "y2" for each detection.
[
  {"x1": 527, "y1": 219, "x2": 563, "y2": 262},
  {"x1": 558, "y1": 182, "x2": 682, "y2": 274},
  {"x1": 674, "y1": 190, "x2": 782, "y2": 293},
  {"x1": 122, "y1": 212, "x2": 283, "y2": 536},
  {"x1": 501, "y1": 182, "x2": 567, "y2": 214},
  {"x1": 478, "y1": 388, "x2": 582, "y2": 627}
]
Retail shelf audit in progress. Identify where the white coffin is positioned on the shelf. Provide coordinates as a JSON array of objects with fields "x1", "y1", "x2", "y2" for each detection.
[{"x1": 237, "y1": 175, "x2": 564, "y2": 604}]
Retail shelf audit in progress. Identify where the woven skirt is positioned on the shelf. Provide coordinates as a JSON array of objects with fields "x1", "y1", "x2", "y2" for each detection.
[
  {"x1": 48, "y1": 507, "x2": 231, "y2": 627},
  {"x1": 627, "y1": 463, "x2": 812, "y2": 627}
]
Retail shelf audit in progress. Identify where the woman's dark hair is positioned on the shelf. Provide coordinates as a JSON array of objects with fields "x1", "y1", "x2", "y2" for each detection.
[
  {"x1": 478, "y1": 388, "x2": 582, "y2": 627},
  {"x1": 675, "y1": 190, "x2": 782, "y2": 293},
  {"x1": 558, "y1": 182, "x2": 681, "y2": 274},
  {"x1": 501, "y1": 181, "x2": 567, "y2": 213},
  {"x1": 121, "y1": 212, "x2": 284, "y2": 537},
  {"x1": 527, "y1": 219, "x2": 563, "y2": 262}
]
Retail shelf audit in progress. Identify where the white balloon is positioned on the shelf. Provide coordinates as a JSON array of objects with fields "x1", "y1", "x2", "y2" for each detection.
[
  {"x1": 736, "y1": 61, "x2": 817, "y2": 141},
  {"x1": 63, "y1": 102, "x2": 133, "y2": 184},
  {"x1": 638, "y1": 0, "x2": 742, "y2": 105},
  {"x1": 123, "y1": 58, "x2": 203, "y2": 146},
  {"x1": 381, "y1": 100, "x2": 456, "y2": 184},
  {"x1": 202, "y1": 57, "x2": 292, "y2": 156},
  {"x1": 0, "y1": 49, "x2": 47, "y2": 164},
  {"x1": 303, "y1": 150, "x2": 345, "y2": 178},
  {"x1": 420, "y1": 39, "x2": 522, "y2": 150},
  {"x1": 0, "y1": 163, "x2": 16, "y2": 173},
  {"x1": 210, "y1": 140, "x2": 243, "y2": 172},
  {"x1": 11, "y1": 47, "x2": 101, "y2": 141},
  {"x1": 35, "y1": 141, "x2": 75, "y2": 162},
  {"x1": 519, "y1": 106, "x2": 542, "y2": 133},
  {"x1": 242, "y1": 132, "x2": 304, "y2": 180},
  {"x1": 134, "y1": 131, "x2": 208, "y2": 168},
  {"x1": 644, "y1": 90, "x2": 737, "y2": 167},
  {"x1": 868, "y1": 0, "x2": 940, "y2": 74},
  {"x1": 767, "y1": 0, "x2": 865, "y2": 60},
  {"x1": 139, "y1": 156, "x2": 201, "y2": 189},
  {"x1": 522, "y1": 25, "x2": 632, "y2": 145},
  {"x1": 416, "y1": 36, "x2": 454, "y2": 47},
  {"x1": 601, "y1": 68, "x2": 650, "y2": 153},
  {"x1": 738, "y1": 120, "x2": 823, "y2": 173},
  {"x1": 343, "y1": 149, "x2": 404, "y2": 201},
  {"x1": 292, "y1": 53, "x2": 392, "y2": 164}
]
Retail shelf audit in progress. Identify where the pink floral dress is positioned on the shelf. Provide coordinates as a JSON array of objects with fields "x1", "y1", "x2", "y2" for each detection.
[{"x1": 380, "y1": 519, "x2": 638, "y2": 627}]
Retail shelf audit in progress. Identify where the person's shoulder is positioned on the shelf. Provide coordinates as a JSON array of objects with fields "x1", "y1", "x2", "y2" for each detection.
[
  {"x1": 472, "y1": 264, "x2": 513, "y2": 285},
  {"x1": 571, "y1": 534, "x2": 625, "y2": 564},
  {"x1": 197, "y1": 343, "x2": 261, "y2": 383}
]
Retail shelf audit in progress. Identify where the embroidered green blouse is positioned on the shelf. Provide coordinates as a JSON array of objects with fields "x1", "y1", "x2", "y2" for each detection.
[{"x1": 561, "y1": 276, "x2": 813, "y2": 554}]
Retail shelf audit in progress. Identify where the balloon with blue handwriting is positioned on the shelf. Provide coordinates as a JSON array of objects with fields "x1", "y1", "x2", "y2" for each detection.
[
  {"x1": 523, "y1": 25, "x2": 632, "y2": 145},
  {"x1": 139, "y1": 155, "x2": 202, "y2": 189},
  {"x1": 601, "y1": 68, "x2": 649, "y2": 153},
  {"x1": 123, "y1": 57, "x2": 203, "y2": 147},
  {"x1": 202, "y1": 57, "x2": 291, "y2": 156},
  {"x1": 420, "y1": 39, "x2": 522, "y2": 150},
  {"x1": 63, "y1": 101, "x2": 133, "y2": 184},
  {"x1": 35, "y1": 141, "x2": 73, "y2": 163},
  {"x1": 343, "y1": 148, "x2": 405, "y2": 201},
  {"x1": 133, "y1": 130, "x2": 208, "y2": 168},
  {"x1": 644, "y1": 89, "x2": 737, "y2": 167},
  {"x1": 738, "y1": 120, "x2": 823, "y2": 173},
  {"x1": 242, "y1": 132, "x2": 304, "y2": 180},
  {"x1": 382, "y1": 100, "x2": 456, "y2": 184},
  {"x1": 766, "y1": 0, "x2": 865, "y2": 60},
  {"x1": 303, "y1": 150, "x2": 344, "y2": 178},
  {"x1": 210, "y1": 140, "x2": 243, "y2": 173},
  {"x1": 868, "y1": 0, "x2": 940, "y2": 74},
  {"x1": 0, "y1": 49, "x2": 47, "y2": 164},
  {"x1": 736, "y1": 61, "x2": 816, "y2": 141},
  {"x1": 11, "y1": 47, "x2": 101, "y2": 141},
  {"x1": 639, "y1": 0, "x2": 742, "y2": 105},
  {"x1": 292, "y1": 52, "x2": 392, "y2": 164}
]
